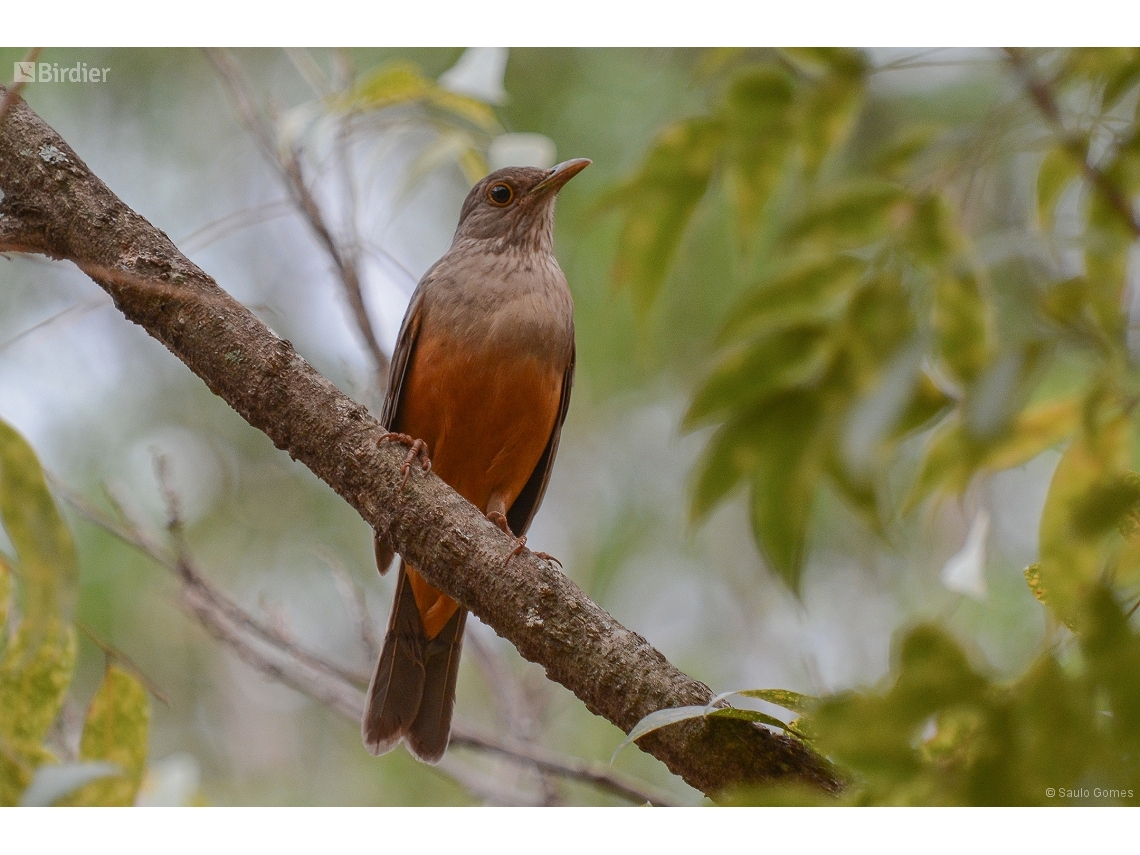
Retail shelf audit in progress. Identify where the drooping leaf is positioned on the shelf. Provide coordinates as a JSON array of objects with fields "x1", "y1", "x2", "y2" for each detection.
[
  {"x1": 720, "y1": 64, "x2": 796, "y2": 242},
  {"x1": 610, "y1": 118, "x2": 723, "y2": 312},
  {"x1": 690, "y1": 420, "x2": 753, "y2": 522},
  {"x1": 60, "y1": 665, "x2": 150, "y2": 806},
  {"x1": 744, "y1": 393, "x2": 824, "y2": 591},
  {"x1": 0, "y1": 420, "x2": 79, "y2": 642},
  {"x1": 610, "y1": 704, "x2": 711, "y2": 764}
]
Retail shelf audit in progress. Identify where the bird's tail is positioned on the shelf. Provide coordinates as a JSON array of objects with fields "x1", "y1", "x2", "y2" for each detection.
[{"x1": 362, "y1": 561, "x2": 466, "y2": 764}]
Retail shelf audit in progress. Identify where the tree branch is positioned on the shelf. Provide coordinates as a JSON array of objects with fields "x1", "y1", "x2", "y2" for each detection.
[
  {"x1": 0, "y1": 85, "x2": 840, "y2": 798},
  {"x1": 52, "y1": 476, "x2": 681, "y2": 806},
  {"x1": 1004, "y1": 47, "x2": 1140, "y2": 239}
]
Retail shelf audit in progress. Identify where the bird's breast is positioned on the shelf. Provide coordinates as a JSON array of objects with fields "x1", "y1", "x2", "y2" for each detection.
[{"x1": 396, "y1": 249, "x2": 573, "y2": 512}]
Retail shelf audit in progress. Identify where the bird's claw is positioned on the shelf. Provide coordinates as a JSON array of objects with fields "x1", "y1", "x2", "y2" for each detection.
[
  {"x1": 378, "y1": 432, "x2": 431, "y2": 487},
  {"x1": 486, "y1": 511, "x2": 562, "y2": 568}
]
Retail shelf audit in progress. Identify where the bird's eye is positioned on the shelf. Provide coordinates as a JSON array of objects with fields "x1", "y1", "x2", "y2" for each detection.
[{"x1": 487, "y1": 183, "x2": 513, "y2": 206}]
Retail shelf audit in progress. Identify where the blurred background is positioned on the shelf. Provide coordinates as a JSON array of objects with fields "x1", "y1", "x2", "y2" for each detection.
[{"x1": 0, "y1": 47, "x2": 1126, "y2": 805}]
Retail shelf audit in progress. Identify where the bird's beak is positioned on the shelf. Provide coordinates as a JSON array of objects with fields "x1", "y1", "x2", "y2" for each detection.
[{"x1": 531, "y1": 158, "x2": 591, "y2": 196}]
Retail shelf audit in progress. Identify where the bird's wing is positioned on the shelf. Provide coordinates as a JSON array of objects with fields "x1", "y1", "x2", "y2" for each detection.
[
  {"x1": 507, "y1": 337, "x2": 576, "y2": 537},
  {"x1": 380, "y1": 286, "x2": 426, "y2": 432}
]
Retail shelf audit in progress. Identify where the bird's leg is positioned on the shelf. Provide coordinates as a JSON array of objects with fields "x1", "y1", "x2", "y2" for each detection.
[
  {"x1": 486, "y1": 510, "x2": 562, "y2": 568},
  {"x1": 378, "y1": 432, "x2": 432, "y2": 487}
]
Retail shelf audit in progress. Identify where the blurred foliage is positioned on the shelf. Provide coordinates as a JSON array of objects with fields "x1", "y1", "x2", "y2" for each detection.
[
  {"x1": 611, "y1": 48, "x2": 1140, "y2": 595},
  {"x1": 723, "y1": 586, "x2": 1140, "y2": 805},
  {"x1": 0, "y1": 419, "x2": 150, "y2": 806},
  {"x1": 615, "y1": 47, "x2": 1140, "y2": 803}
]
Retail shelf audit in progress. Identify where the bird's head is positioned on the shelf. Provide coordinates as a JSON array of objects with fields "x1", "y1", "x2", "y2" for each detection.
[{"x1": 452, "y1": 158, "x2": 590, "y2": 252}]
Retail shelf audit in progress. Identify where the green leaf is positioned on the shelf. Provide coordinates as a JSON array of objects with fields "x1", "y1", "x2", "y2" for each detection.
[
  {"x1": 0, "y1": 555, "x2": 10, "y2": 643},
  {"x1": 721, "y1": 253, "x2": 866, "y2": 342},
  {"x1": 610, "y1": 118, "x2": 723, "y2": 312},
  {"x1": 735, "y1": 688, "x2": 819, "y2": 715},
  {"x1": 0, "y1": 418, "x2": 79, "y2": 637},
  {"x1": 785, "y1": 180, "x2": 908, "y2": 251},
  {"x1": 684, "y1": 325, "x2": 832, "y2": 428},
  {"x1": 905, "y1": 191, "x2": 963, "y2": 264},
  {"x1": 1103, "y1": 125, "x2": 1140, "y2": 200},
  {"x1": 337, "y1": 62, "x2": 497, "y2": 132},
  {"x1": 872, "y1": 125, "x2": 941, "y2": 181},
  {"x1": 933, "y1": 268, "x2": 993, "y2": 384},
  {"x1": 0, "y1": 618, "x2": 76, "y2": 746},
  {"x1": 745, "y1": 393, "x2": 824, "y2": 591},
  {"x1": 61, "y1": 665, "x2": 150, "y2": 806},
  {"x1": 690, "y1": 420, "x2": 752, "y2": 522},
  {"x1": 610, "y1": 704, "x2": 711, "y2": 764},
  {"x1": 1037, "y1": 146, "x2": 1080, "y2": 231},
  {"x1": 611, "y1": 698, "x2": 801, "y2": 764},
  {"x1": 1080, "y1": 586, "x2": 1140, "y2": 760},
  {"x1": 908, "y1": 398, "x2": 1080, "y2": 507},
  {"x1": 721, "y1": 64, "x2": 796, "y2": 241},
  {"x1": 810, "y1": 624, "x2": 988, "y2": 803},
  {"x1": 1038, "y1": 412, "x2": 1131, "y2": 627},
  {"x1": 797, "y1": 71, "x2": 864, "y2": 174},
  {"x1": 1100, "y1": 54, "x2": 1140, "y2": 110},
  {"x1": 892, "y1": 372, "x2": 955, "y2": 439}
]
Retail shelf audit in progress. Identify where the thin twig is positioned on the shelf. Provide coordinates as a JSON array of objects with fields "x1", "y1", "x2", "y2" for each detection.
[
  {"x1": 203, "y1": 48, "x2": 390, "y2": 381},
  {"x1": 1004, "y1": 47, "x2": 1140, "y2": 239},
  {"x1": 465, "y1": 630, "x2": 562, "y2": 804},
  {"x1": 75, "y1": 621, "x2": 172, "y2": 707},
  {"x1": 51, "y1": 476, "x2": 681, "y2": 806},
  {"x1": 448, "y1": 726, "x2": 680, "y2": 806},
  {"x1": 0, "y1": 48, "x2": 40, "y2": 127}
]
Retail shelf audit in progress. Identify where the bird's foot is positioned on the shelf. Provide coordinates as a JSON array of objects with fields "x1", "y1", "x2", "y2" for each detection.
[
  {"x1": 486, "y1": 511, "x2": 562, "y2": 568},
  {"x1": 378, "y1": 432, "x2": 431, "y2": 487}
]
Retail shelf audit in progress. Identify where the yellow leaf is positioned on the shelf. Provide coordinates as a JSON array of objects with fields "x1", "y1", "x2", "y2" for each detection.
[
  {"x1": 0, "y1": 740, "x2": 55, "y2": 807},
  {"x1": 1037, "y1": 146, "x2": 1080, "y2": 231},
  {"x1": 0, "y1": 618, "x2": 76, "y2": 746},
  {"x1": 62, "y1": 665, "x2": 150, "y2": 806},
  {"x1": 0, "y1": 418, "x2": 80, "y2": 640},
  {"x1": 1038, "y1": 411, "x2": 1132, "y2": 625}
]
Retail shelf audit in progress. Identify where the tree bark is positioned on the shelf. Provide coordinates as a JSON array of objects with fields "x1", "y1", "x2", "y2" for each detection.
[{"x1": 0, "y1": 86, "x2": 841, "y2": 799}]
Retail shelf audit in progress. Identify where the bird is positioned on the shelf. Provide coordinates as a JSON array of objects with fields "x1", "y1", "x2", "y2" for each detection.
[{"x1": 362, "y1": 157, "x2": 590, "y2": 763}]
